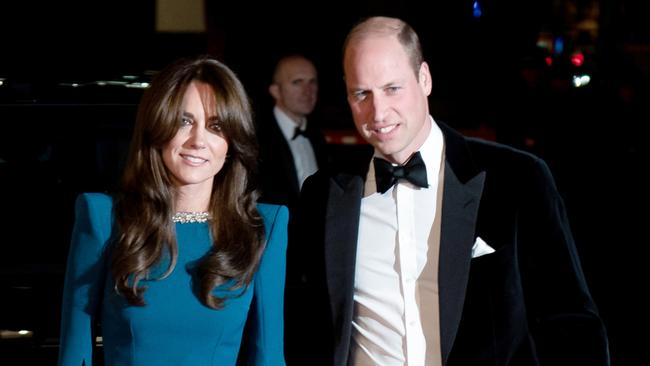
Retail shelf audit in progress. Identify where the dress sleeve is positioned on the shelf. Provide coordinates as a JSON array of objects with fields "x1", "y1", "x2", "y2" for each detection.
[
  {"x1": 247, "y1": 205, "x2": 288, "y2": 366},
  {"x1": 58, "y1": 193, "x2": 112, "y2": 366}
]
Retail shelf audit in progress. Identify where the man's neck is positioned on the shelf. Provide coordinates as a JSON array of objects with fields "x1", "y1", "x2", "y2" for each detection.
[{"x1": 276, "y1": 105, "x2": 306, "y2": 127}]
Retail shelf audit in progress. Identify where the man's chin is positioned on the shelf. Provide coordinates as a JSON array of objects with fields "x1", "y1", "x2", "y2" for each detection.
[{"x1": 374, "y1": 142, "x2": 398, "y2": 157}]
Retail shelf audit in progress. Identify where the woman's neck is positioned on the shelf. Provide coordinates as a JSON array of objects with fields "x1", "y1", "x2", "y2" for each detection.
[{"x1": 174, "y1": 184, "x2": 212, "y2": 212}]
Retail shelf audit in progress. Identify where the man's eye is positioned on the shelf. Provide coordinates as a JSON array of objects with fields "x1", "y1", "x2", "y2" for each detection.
[
  {"x1": 352, "y1": 91, "x2": 367, "y2": 101},
  {"x1": 386, "y1": 86, "x2": 400, "y2": 94}
]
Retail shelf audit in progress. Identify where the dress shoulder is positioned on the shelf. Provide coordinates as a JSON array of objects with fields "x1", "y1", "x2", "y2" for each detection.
[
  {"x1": 255, "y1": 203, "x2": 289, "y2": 262},
  {"x1": 73, "y1": 192, "x2": 114, "y2": 248},
  {"x1": 76, "y1": 192, "x2": 112, "y2": 210},
  {"x1": 256, "y1": 203, "x2": 289, "y2": 236}
]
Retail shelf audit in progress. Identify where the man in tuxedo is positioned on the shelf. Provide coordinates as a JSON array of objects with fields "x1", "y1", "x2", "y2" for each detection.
[
  {"x1": 254, "y1": 54, "x2": 329, "y2": 365},
  {"x1": 294, "y1": 16, "x2": 609, "y2": 365},
  {"x1": 256, "y1": 54, "x2": 328, "y2": 210}
]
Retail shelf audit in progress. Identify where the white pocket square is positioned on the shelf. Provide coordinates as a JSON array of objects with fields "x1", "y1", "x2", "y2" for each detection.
[{"x1": 472, "y1": 237, "x2": 495, "y2": 258}]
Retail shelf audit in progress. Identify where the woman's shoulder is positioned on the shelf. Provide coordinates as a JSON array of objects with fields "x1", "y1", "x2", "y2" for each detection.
[
  {"x1": 256, "y1": 203, "x2": 289, "y2": 226},
  {"x1": 256, "y1": 203, "x2": 288, "y2": 251},
  {"x1": 74, "y1": 193, "x2": 114, "y2": 236},
  {"x1": 75, "y1": 192, "x2": 113, "y2": 215},
  {"x1": 76, "y1": 192, "x2": 113, "y2": 207}
]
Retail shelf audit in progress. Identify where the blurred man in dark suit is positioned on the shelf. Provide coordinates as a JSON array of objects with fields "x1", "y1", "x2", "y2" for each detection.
[
  {"x1": 256, "y1": 54, "x2": 328, "y2": 210},
  {"x1": 255, "y1": 53, "x2": 330, "y2": 365}
]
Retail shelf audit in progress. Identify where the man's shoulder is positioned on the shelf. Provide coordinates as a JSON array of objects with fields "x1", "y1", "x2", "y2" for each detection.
[
  {"x1": 255, "y1": 112, "x2": 285, "y2": 146},
  {"x1": 302, "y1": 166, "x2": 366, "y2": 195},
  {"x1": 438, "y1": 120, "x2": 544, "y2": 168},
  {"x1": 460, "y1": 136, "x2": 555, "y2": 189},
  {"x1": 466, "y1": 135, "x2": 533, "y2": 153},
  {"x1": 254, "y1": 109, "x2": 278, "y2": 127}
]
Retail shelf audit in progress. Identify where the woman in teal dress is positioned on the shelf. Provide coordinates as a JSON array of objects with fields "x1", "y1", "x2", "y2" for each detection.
[{"x1": 58, "y1": 57, "x2": 288, "y2": 365}]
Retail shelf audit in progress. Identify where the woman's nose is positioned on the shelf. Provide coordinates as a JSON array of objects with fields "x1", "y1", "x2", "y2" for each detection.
[{"x1": 188, "y1": 127, "x2": 206, "y2": 149}]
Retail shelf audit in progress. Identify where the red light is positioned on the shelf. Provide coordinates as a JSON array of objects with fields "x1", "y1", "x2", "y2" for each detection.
[
  {"x1": 545, "y1": 56, "x2": 553, "y2": 66},
  {"x1": 571, "y1": 53, "x2": 584, "y2": 67}
]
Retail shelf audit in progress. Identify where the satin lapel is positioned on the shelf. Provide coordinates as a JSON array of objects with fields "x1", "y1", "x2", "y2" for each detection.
[
  {"x1": 439, "y1": 162, "x2": 485, "y2": 365},
  {"x1": 324, "y1": 173, "x2": 364, "y2": 364}
]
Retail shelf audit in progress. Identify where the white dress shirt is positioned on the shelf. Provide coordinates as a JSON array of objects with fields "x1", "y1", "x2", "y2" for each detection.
[
  {"x1": 351, "y1": 116, "x2": 444, "y2": 366},
  {"x1": 273, "y1": 106, "x2": 318, "y2": 189}
]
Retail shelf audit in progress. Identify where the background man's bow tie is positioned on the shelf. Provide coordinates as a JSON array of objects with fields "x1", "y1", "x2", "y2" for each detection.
[{"x1": 292, "y1": 126, "x2": 308, "y2": 140}]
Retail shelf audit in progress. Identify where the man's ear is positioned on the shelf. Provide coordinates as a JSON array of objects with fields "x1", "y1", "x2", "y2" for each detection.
[
  {"x1": 269, "y1": 84, "x2": 280, "y2": 100},
  {"x1": 419, "y1": 62, "x2": 432, "y2": 96}
]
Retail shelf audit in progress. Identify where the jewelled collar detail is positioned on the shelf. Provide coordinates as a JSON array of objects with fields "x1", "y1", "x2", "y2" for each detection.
[{"x1": 172, "y1": 211, "x2": 211, "y2": 224}]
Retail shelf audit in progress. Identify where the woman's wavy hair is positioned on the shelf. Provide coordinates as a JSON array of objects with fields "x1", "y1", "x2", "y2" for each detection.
[{"x1": 111, "y1": 56, "x2": 264, "y2": 309}]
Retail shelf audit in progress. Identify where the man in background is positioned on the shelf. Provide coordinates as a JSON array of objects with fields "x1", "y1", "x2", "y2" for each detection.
[
  {"x1": 255, "y1": 53, "x2": 330, "y2": 365},
  {"x1": 256, "y1": 54, "x2": 328, "y2": 209}
]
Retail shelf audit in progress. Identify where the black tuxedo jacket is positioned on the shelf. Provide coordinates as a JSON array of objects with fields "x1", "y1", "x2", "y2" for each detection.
[
  {"x1": 295, "y1": 122, "x2": 609, "y2": 365},
  {"x1": 256, "y1": 111, "x2": 329, "y2": 210}
]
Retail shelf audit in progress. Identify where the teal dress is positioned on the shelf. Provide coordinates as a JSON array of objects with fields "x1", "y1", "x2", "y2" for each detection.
[{"x1": 58, "y1": 193, "x2": 288, "y2": 365}]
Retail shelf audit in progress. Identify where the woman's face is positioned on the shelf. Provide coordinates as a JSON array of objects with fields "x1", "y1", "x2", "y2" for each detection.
[{"x1": 162, "y1": 81, "x2": 229, "y2": 192}]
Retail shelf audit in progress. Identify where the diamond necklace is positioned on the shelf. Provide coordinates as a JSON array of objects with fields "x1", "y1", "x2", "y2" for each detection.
[{"x1": 172, "y1": 211, "x2": 211, "y2": 224}]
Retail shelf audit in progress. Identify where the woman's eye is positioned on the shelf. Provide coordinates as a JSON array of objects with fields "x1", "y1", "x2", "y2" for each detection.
[
  {"x1": 181, "y1": 117, "x2": 193, "y2": 126},
  {"x1": 210, "y1": 122, "x2": 222, "y2": 132},
  {"x1": 208, "y1": 117, "x2": 222, "y2": 132}
]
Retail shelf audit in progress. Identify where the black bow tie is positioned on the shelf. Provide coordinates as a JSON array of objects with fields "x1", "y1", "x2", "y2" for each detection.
[
  {"x1": 373, "y1": 151, "x2": 428, "y2": 194},
  {"x1": 292, "y1": 126, "x2": 308, "y2": 140}
]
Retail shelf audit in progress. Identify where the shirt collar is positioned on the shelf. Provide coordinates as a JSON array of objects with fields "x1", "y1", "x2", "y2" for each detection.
[
  {"x1": 420, "y1": 116, "x2": 444, "y2": 188},
  {"x1": 274, "y1": 106, "x2": 307, "y2": 141}
]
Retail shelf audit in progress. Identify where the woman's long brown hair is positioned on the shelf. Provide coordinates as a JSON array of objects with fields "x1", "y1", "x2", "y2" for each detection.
[{"x1": 111, "y1": 57, "x2": 264, "y2": 309}]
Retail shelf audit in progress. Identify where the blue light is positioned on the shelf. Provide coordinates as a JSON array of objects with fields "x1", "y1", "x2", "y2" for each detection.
[
  {"x1": 473, "y1": 1, "x2": 482, "y2": 18},
  {"x1": 554, "y1": 37, "x2": 564, "y2": 55}
]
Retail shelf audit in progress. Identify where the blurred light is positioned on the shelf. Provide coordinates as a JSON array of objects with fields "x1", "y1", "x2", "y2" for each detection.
[
  {"x1": 58, "y1": 79, "x2": 149, "y2": 89},
  {"x1": 553, "y1": 37, "x2": 564, "y2": 55},
  {"x1": 571, "y1": 53, "x2": 585, "y2": 67},
  {"x1": 572, "y1": 74, "x2": 591, "y2": 87},
  {"x1": 0, "y1": 78, "x2": 5, "y2": 86},
  {"x1": 122, "y1": 75, "x2": 138, "y2": 80},
  {"x1": 472, "y1": 1, "x2": 482, "y2": 18},
  {"x1": 0, "y1": 329, "x2": 33, "y2": 338},
  {"x1": 126, "y1": 82, "x2": 150, "y2": 89},
  {"x1": 536, "y1": 32, "x2": 554, "y2": 53},
  {"x1": 545, "y1": 56, "x2": 553, "y2": 66}
]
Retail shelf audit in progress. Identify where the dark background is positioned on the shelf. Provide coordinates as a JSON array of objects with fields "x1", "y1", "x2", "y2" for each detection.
[{"x1": 1, "y1": 0, "x2": 648, "y2": 364}]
